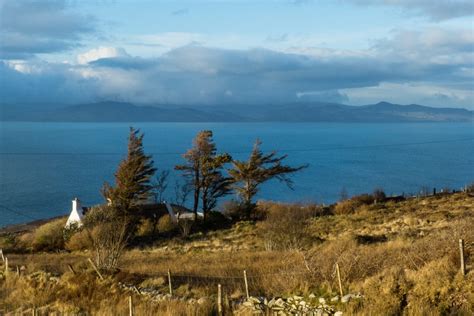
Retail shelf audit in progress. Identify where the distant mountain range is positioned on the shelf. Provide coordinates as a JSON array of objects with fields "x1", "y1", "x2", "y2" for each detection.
[{"x1": 1, "y1": 101, "x2": 472, "y2": 122}]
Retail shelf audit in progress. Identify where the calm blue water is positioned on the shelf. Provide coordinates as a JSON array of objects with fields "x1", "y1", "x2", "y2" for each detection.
[{"x1": 0, "y1": 122, "x2": 473, "y2": 227}]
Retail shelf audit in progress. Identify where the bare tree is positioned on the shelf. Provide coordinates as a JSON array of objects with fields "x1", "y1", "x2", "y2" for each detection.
[
  {"x1": 83, "y1": 205, "x2": 131, "y2": 272},
  {"x1": 177, "y1": 213, "x2": 194, "y2": 238},
  {"x1": 153, "y1": 170, "x2": 170, "y2": 203},
  {"x1": 173, "y1": 180, "x2": 192, "y2": 207}
]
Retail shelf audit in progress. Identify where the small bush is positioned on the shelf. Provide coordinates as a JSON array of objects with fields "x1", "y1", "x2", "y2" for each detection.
[
  {"x1": 65, "y1": 229, "x2": 92, "y2": 251},
  {"x1": 222, "y1": 200, "x2": 262, "y2": 222},
  {"x1": 0, "y1": 234, "x2": 18, "y2": 252},
  {"x1": 202, "y1": 211, "x2": 231, "y2": 230},
  {"x1": 157, "y1": 215, "x2": 177, "y2": 234},
  {"x1": 258, "y1": 203, "x2": 319, "y2": 250},
  {"x1": 334, "y1": 194, "x2": 375, "y2": 215},
  {"x1": 17, "y1": 232, "x2": 34, "y2": 249},
  {"x1": 466, "y1": 183, "x2": 474, "y2": 193},
  {"x1": 136, "y1": 218, "x2": 155, "y2": 237},
  {"x1": 32, "y1": 218, "x2": 66, "y2": 251},
  {"x1": 372, "y1": 188, "x2": 386, "y2": 201}
]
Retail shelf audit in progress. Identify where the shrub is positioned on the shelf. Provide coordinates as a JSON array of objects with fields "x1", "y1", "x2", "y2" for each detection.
[
  {"x1": 258, "y1": 203, "x2": 319, "y2": 250},
  {"x1": 136, "y1": 218, "x2": 154, "y2": 237},
  {"x1": 466, "y1": 183, "x2": 474, "y2": 193},
  {"x1": 31, "y1": 218, "x2": 66, "y2": 251},
  {"x1": 17, "y1": 232, "x2": 34, "y2": 250},
  {"x1": 201, "y1": 211, "x2": 231, "y2": 230},
  {"x1": 83, "y1": 205, "x2": 131, "y2": 272},
  {"x1": 157, "y1": 215, "x2": 177, "y2": 234},
  {"x1": 222, "y1": 200, "x2": 246, "y2": 221},
  {"x1": 0, "y1": 234, "x2": 18, "y2": 252},
  {"x1": 334, "y1": 194, "x2": 375, "y2": 215},
  {"x1": 372, "y1": 188, "x2": 386, "y2": 201},
  {"x1": 65, "y1": 229, "x2": 92, "y2": 251}
]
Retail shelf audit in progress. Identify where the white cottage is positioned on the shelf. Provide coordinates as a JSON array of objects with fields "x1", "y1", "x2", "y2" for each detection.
[{"x1": 65, "y1": 198, "x2": 87, "y2": 228}]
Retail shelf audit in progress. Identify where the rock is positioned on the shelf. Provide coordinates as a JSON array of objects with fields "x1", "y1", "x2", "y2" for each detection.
[
  {"x1": 335, "y1": 312, "x2": 343, "y2": 316},
  {"x1": 309, "y1": 293, "x2": 316, "y2": 299},
  {"x1": 319, "y1": 297, "x2": 326, "y2": 304},
  {"x1": 341, "y1": 293, "x2": 363, "y2": 303},
  {"x1": 331, "y1": 296, "x2": 339, "y2": 302}
]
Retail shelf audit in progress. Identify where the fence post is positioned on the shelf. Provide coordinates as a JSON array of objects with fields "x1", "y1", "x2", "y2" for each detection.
[
  {"x1": 459, "y1": 239, "x2": 466, "y2": 276},
  {"x1": 0, "y1": 249, "x2": 4, "y2": 262},
  {"x1": 167, "y1": 269, "x2": 173, "y2": 296},
  {"x1": 16, "y1": 265, "x2": 20, "y2": 277},
  {"x1": 67, "y1": 264, "x2": 76, "y2": 275},
  {"x1": 128, "y1": 295, "x2": 133, "y2": 316},
  {"x1": 4, "y1": 257, "x2": 8, "y2": 277},
  {"x1": 32, "y1": 307, "x2": 36, "y2": 316},
  {"x1": 87, "y1": 258, "x2": 104, "y2": 280},
  {"x1": 433, "y1": 187, "x2": 436, "y2": 196},
  {"x1": 335, "y1": 263, "x2": 343, "y2": 298},
  {"x1": 243, "y1": 270, "x2": 249, "y2": 299},
  {"x1": 217, "y1": 284, "x2": 223, "y2": 316}
]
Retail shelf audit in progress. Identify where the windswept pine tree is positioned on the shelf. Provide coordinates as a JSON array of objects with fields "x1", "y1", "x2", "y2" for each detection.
[
  {"x1": 175, "y1": 130, "x2": 232, "y2": 220},
  {"x1": 102, "y1": 127, "x2": 156, "y2": 214},
  {"x1": 229, "y1": 139, "x2": 307, "y2": 218}
]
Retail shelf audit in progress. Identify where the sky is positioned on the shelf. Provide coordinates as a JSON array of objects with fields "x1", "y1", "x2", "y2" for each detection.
[{"x1": 0, "y1": 0, "x2": 473, "y2": 109}]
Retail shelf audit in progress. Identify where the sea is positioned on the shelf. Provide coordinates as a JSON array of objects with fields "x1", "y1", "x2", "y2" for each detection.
[{"x1": 0, "y1": 122, "x2": 473, "y2": 227}]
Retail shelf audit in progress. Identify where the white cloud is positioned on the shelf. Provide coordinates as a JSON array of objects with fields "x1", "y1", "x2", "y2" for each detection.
[{"x1": 77, "y1": 47, "x2": 129, "y2": 64}]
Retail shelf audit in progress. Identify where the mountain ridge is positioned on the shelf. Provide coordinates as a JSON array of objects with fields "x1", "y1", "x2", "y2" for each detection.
[{"x1": 0, "y1": 101, "x2": 472, "y2": 122}]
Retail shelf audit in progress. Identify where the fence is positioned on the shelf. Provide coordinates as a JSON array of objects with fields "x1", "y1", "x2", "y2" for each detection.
[{"x1": 0, "y1": 238, "x2": 472, "y2": 315}]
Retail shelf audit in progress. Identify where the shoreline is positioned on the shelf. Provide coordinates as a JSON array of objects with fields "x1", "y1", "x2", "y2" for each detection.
[{"x1": 0, "y1": 215, "x2": 66, "y2": 236}]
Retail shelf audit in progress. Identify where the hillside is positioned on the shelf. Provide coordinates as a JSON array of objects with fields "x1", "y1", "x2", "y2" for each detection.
[
  {"x1": 0, "y1": 191, "x2": 473, "y2": 315},
  {"x1": 1, "y1": 101, "x2": 472, "y2": 122}
]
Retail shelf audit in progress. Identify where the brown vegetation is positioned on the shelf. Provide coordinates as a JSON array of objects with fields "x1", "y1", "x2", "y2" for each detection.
[{"x1": 0, "y1": 192, "x2": 473, "y2": 315}]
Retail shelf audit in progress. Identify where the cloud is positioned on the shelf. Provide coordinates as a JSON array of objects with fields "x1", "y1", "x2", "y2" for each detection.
[
  {"x1": 77, "y1": 47, "x2": 129, "y2": 64},
  {"x1": 0, "y1": 0, "x2": 96, "y2": 59},
  {"x1": 0, "y1": 60, "x2": 98, "y2": 105},
  {"x1": 345, "y1": 0, "x2": 473, "y2": 21},
  {"x1": 1, "y1": 26, "x2": 472, "y2": 108}
]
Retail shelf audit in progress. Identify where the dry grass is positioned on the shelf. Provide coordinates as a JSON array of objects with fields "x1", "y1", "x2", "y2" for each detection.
[{"x1": 1, "y1": 192, "x2": 473, "y2": 315}]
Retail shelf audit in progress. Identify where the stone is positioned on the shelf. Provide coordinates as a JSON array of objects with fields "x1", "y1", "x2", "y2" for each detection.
[
  {"x1": 331, "y1": 296, "x2": 339, "y2": 302},
  {"x1": 341, "y1": 294, "x2": 355, "y2": 303}
]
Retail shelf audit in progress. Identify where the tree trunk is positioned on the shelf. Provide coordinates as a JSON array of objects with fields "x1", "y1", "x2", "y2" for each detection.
[{"x1": 193, "y1": 169, "x2": 200, "y2": 221}]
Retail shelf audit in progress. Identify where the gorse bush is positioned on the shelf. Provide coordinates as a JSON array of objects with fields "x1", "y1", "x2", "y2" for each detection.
[{"x1": 31, "y1": 218, "x2": 66, "y2": 251}]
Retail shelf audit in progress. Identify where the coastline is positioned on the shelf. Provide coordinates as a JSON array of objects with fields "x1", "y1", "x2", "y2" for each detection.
[{"x1": 0, "y1": 215, "x2": 66, "y2": 236}]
